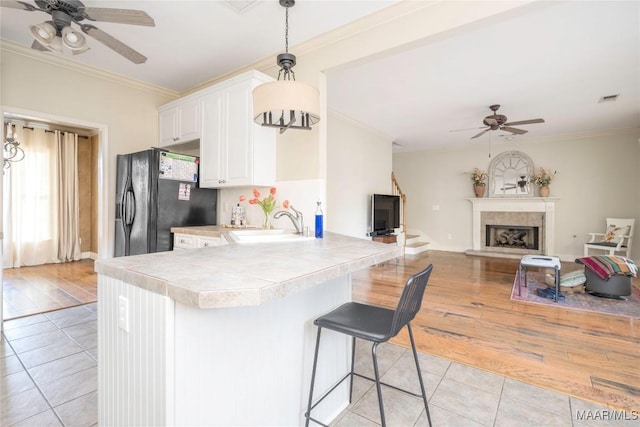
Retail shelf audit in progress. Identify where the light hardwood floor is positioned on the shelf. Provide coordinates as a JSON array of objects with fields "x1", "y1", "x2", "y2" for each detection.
[
  {"x1": 2, "y1": 253, "x2": 638, "y2": 413},
  {"x1": 353, "y1": 251, "x2": 639, "y2": 413},
  {"x1": 2, "y1": 260, "x2": 97, "y2": 320}
]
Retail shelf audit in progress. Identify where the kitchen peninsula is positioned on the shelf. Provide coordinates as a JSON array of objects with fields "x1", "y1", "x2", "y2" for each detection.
[{"x1": 95, "y1": 231, "x2": 401, "y2": 426}]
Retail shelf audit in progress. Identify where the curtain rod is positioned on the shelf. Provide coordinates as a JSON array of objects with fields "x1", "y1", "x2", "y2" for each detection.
[{"x1": 5, "y1": 124, "x2": 89, "y2": 139}]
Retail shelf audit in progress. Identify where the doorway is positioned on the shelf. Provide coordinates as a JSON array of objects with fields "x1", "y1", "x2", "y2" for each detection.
[{"x1": 1, "y1": 106, "x2": 110, "y2": 324}]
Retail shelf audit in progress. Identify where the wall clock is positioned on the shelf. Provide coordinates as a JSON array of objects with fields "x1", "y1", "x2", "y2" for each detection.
[{"x1": 488, "y1": 151, "x2": 534, "y2": 197}]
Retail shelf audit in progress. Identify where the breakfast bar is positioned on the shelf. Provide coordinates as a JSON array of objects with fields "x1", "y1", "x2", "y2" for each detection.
[{"x1": 95, "y1": 231, "x2": 401, "y2": 426}]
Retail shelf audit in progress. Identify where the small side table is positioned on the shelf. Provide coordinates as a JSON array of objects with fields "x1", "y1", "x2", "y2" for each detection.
[{"x1": 519, "y1": 255, "x2": 561, "y2": 302}]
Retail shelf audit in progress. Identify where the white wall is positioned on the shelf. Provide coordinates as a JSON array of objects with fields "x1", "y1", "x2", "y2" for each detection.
[
  {"x1": 392, "y1": 130, "x2": 640, "y2": 262},
  {"x1": 327, "y1": 111, "x2": 393, "y2": 239},
  {"x1": 217, "y1": 180, "x2": 325, "y2": 234}
]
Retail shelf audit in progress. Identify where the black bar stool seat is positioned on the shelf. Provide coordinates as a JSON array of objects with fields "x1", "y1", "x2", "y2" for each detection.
[
  {"x1": 304, "y1": 264, "x2": 434, "y2": 427},
  {"x1": 314, "y1": 302, "x2": 394, "y2": 342}
]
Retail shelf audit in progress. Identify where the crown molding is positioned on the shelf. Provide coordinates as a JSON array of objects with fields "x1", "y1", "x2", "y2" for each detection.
[
  {"x1": 328, "y1": 109, "x2": 394, "y2": 142},
  {"x1": 184, "y1": 0, "x2": 439, "y2": 95},
  {"x1": 0, "y1": 39, "x2": 179, "y2": 99}
]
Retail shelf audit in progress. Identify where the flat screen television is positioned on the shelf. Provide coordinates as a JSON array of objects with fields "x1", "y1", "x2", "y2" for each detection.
[{"x1": 369, "y1": 194, "x2": 400, "y2": 236}]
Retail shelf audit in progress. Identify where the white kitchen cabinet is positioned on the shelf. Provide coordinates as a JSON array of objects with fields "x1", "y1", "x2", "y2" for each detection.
[
  {"x1": 173, "y1": 233, "x2": 226, "y2": 250},
  {"x1": 158, "y1": 98, "x2": 201, "y2": 147},
  {"x1": 199, "y1": 71, "x2": 276, "y2": 188},
  {"x1": 173, "y1": 233, "x2": 196, "y2": 249},
  {"x1": 196, "y1": 235, "x2": 227, "y2": 248}
]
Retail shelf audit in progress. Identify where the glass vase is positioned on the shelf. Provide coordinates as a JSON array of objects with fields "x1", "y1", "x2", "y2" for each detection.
[{"x1": 262, "y1": 211, "x2": 272, "y2": 229}]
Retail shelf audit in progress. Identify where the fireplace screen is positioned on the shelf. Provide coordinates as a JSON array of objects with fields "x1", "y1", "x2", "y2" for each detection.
[{"x1": 486, "y1": 225, "x2": 539, "y2": 250}]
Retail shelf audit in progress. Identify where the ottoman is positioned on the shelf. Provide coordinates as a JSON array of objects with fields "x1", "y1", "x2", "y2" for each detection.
[{"x1": 584, "y1": 268, "x2": 632, "y2": 298}]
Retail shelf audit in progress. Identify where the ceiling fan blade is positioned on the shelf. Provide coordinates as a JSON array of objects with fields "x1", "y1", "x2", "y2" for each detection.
[
  {"x1": 503, "y1": 118, "x2": 545, "y2": 126},
  {"x1": 1, "y1": 0, "x2": 39, "y2": 11},
  {"x1": 30, "y1": 39, "x2": 47, "y2": 51},
  {"x1": 471, "y1": 129, "x2": 490, "y2": 139},
  {"x1": 80, "y1": 7, "x2": 155, "y2": 26},
  {"x1": 81, "y1": 24, "x2": 147, "y2": 64},
  {"x1": 501, "y1": 126, "x2": 528, "y2": 135},
  {"x1": 449, "y1": 126, "x2": 486, "y2": 132}
]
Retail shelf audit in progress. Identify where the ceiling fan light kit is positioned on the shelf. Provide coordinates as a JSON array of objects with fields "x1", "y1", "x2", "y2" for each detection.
[
  {"x1": 3, "y1": 0, "x2": 155, "y2": 64},
  {"x1": 61, "y1": 26, "x2": 87, "y2": 51},
  {"x1": 252, "y1": 0, "x2": 320, "y2": 134}
]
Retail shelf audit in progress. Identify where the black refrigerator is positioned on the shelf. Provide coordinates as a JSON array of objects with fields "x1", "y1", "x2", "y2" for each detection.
[{"x1": 114, "y1": 149, "x2": 217, "y2": 257}]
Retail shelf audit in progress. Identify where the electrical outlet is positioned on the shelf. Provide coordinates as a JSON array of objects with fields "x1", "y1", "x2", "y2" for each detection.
[
  {"x1": 118, "y1": 295, "x2": 129, "y2": 332},
  {"x1": 432, "y1": 205, "x2": 440, "y2": 211},
  {"x1": 447, "y1": 234, "x2": 452, "y2": 240}
]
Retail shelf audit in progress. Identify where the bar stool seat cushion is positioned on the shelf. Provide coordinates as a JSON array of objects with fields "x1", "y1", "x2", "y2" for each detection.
[{"x1": 315, "y1": 302, "x2": 394, "y2": 342}]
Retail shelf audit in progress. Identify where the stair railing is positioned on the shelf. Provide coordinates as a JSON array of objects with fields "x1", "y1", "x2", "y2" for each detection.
[{"x1": 391, "y1": 172, "x2": 407, "y2": 248}]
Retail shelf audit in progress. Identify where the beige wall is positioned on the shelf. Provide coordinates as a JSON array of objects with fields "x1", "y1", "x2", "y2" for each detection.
[
  {"x1": 1, "y1": 44, "x2": 176, "y2": 258},
  {"x1": 393, "y1": 130, "x2": 640, "y2": 262}
]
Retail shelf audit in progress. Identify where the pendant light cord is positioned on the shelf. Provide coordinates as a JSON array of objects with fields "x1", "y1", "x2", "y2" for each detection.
[
  {"x1": 277, "y1": 3, "x2": 295, "y2": 81},
  {"x1": 284, "y1": 5, "x2": 289, "y2": 54}
]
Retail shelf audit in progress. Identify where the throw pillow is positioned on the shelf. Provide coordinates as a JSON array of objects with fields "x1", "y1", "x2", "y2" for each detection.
[
  {"x1": 600, "y1": 225, "x2": 630, "y2": 243},
  {"x1": 545, "y1": 269, "x2": 586, "y2": 287}
]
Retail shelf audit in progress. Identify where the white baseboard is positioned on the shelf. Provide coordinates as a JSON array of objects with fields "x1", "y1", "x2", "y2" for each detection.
[{"x1": 82, "y1": 251, "x2": 98, "y2": 260}]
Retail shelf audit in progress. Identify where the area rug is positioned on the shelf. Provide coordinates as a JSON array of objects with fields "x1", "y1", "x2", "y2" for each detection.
[{"x1": 510, "y1": 272, "x2": 640, "y2": 318}]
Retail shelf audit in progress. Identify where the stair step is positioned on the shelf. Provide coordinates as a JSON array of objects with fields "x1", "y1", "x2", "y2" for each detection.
[{"x1": 404, "y1": 241, "x2": 429, "y2": 255}]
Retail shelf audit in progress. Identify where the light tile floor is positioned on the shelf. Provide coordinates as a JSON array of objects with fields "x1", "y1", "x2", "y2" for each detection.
[
  {"x1": 1, "y1": 304, "x2": 97, "y2": 427},
  {"x1": 1, "y1": 303, "x2": 635, "y2": 426}
]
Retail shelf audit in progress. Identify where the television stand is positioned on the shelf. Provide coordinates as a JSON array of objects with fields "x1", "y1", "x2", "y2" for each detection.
[{"x1": 372, "y1": 234, "x2": 397, "y2": 244}]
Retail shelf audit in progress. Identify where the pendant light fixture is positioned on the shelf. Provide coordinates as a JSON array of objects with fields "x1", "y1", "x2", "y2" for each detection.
[
  {"x1": 4, "y1": 123, "x2": 25, "y2": 170},
  {"x1": 252, "y1": 0, "x2": 320, "y2": 134}
]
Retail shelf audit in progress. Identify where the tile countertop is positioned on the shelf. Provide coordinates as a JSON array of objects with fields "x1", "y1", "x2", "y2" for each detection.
[
  {"x1": 95, "y1": 232, "x2": 402, "y2": 309},
  {"x1": 170, "y1": 225, "x2": 228, "y2": 237}
]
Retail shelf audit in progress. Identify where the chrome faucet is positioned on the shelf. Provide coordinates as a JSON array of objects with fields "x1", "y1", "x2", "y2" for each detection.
[{"x1": 273, "y1": 205, "x2": 304, "y2": 234}]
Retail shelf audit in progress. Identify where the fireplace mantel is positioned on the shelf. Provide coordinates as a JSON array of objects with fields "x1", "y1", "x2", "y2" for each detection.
[{"x1": 468, "y1": 197, "x2": 558, "y2": 256}]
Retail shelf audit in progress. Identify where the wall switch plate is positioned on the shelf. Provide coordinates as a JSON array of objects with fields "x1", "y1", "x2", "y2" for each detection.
[
  {"x1": 447, "y1": 234, "x2": 452, "y2": 240},
  {"x1": 432, "y1": 205, "x2": 440, "y2": 211},
  {"x1": 118, "y1": 295, "x2": 129, "y2": 332}
]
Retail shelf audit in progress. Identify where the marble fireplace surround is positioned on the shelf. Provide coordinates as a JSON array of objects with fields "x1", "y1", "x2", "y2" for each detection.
[{"x1": 468, "y1": 198, "x2": 558, "y2": 257}]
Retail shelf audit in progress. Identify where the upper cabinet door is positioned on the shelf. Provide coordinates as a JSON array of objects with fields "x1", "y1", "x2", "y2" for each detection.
[
  {"x1": 224, "y1": 81, "x2": 253, "y2": 187},
  {"x1": 158, "y1": 98, "x2": 202, "y2": 147},
  {"x1": 198, "y1": 71, "x2": 276, "y2": 189},
  {"x1": 177, "y1": 99, "x2": 201, "y2": 143},
  {"x1": 199, "y1": 91, "x2": 225, "y2": 188},
  {"x1": 158, "y1": 108, "x2": 178, "y2": 147}
]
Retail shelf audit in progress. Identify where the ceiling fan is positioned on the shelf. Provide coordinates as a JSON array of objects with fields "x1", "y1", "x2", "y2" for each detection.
[
  {"x1": 1, "y1": 0, "x2": 155, "y2": 64},
  {"x1": 452, "y1": 104, "x2": 545, "y2": 139}
]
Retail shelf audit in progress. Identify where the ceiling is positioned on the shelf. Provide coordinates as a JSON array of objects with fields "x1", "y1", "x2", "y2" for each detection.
[{"x1": 1, "y1": 1, "x2": 639, "y2": 153}]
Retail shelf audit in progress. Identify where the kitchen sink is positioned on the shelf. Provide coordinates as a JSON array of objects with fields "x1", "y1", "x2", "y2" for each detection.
[{"x1": 228, "y1": 229, "x2": 316, "y2": 244}]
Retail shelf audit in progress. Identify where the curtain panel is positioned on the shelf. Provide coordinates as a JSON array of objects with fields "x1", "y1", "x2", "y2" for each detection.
[{"x1": 2, "y1": 126, "x2": 81, "y2": 268}]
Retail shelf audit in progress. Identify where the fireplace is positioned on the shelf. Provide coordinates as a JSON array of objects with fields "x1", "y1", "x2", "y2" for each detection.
[
  {"x1": 486, "y1": 225, "x2": 539, "y2": 250},
  {"x1": 468, "y1": 197, "x2": 557, "y2": 258}
]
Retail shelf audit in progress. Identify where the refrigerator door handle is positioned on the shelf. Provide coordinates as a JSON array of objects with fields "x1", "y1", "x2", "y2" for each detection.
[{"x1": 124, "y1": 189, "x2": 136, "y2": 226}]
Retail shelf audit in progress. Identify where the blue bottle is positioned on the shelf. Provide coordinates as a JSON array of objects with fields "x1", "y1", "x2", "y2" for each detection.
[{"x1": 315, "y1": 201, "x2": 323, "y2": 238}]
